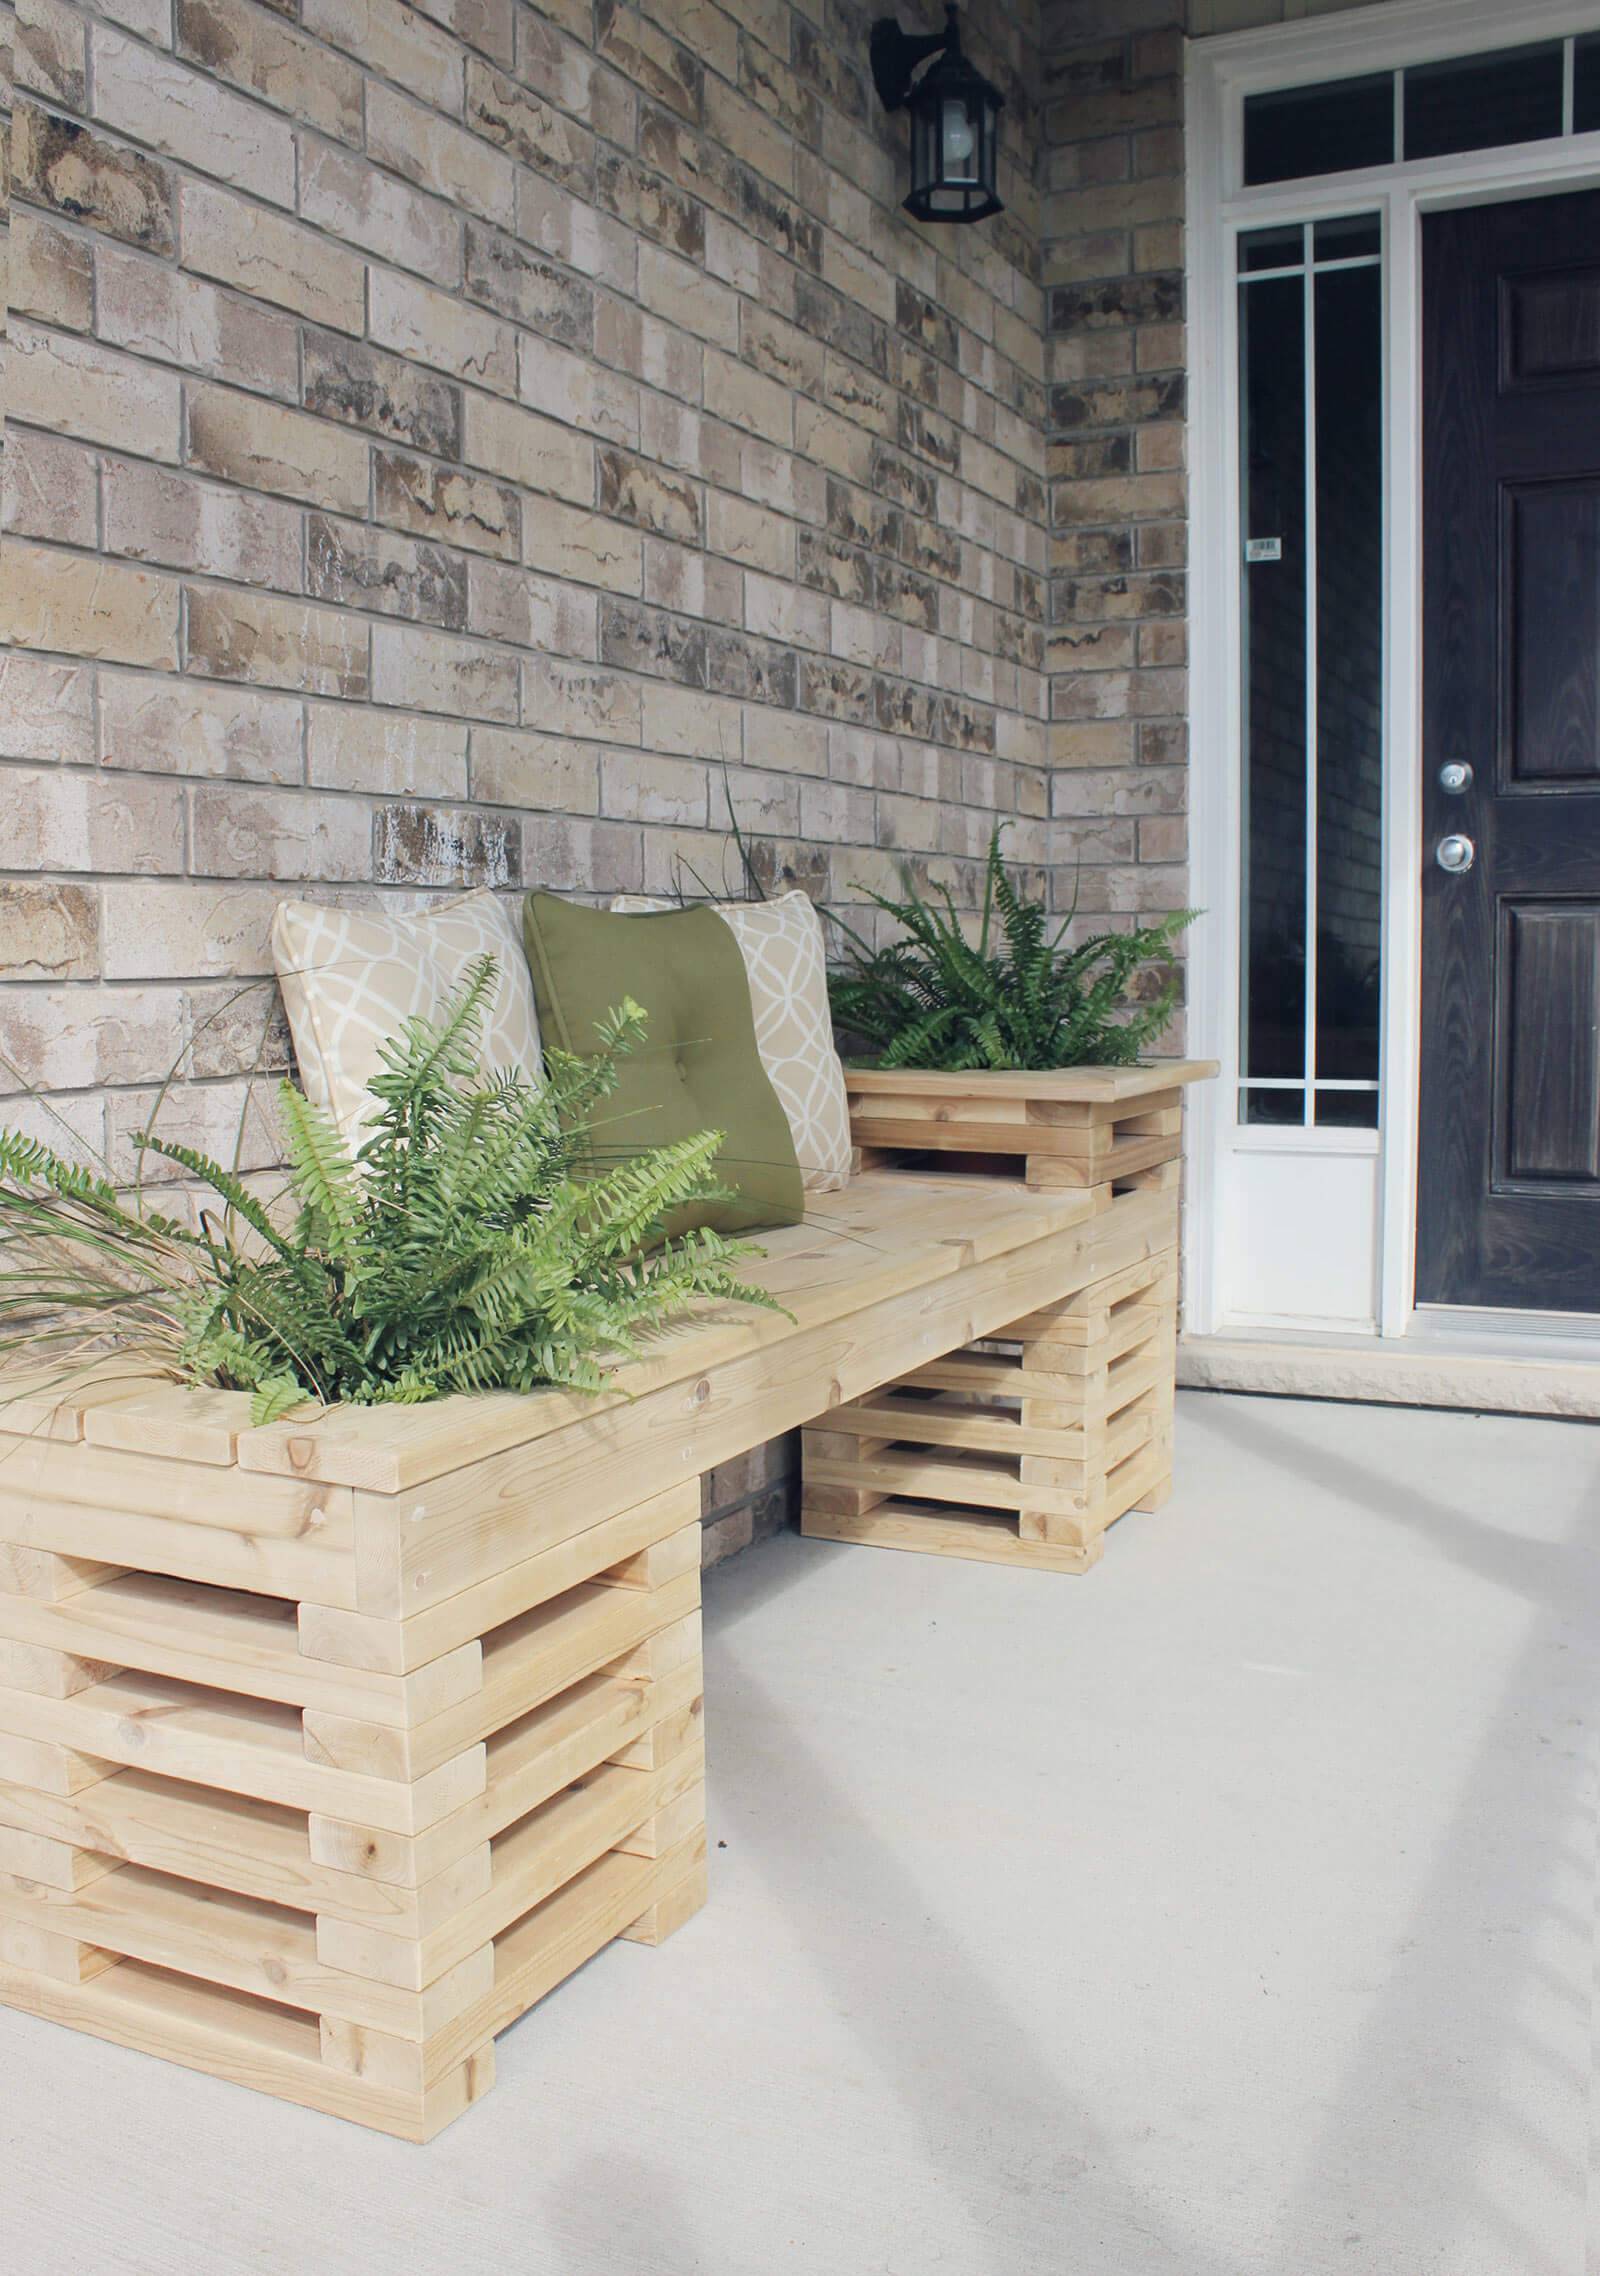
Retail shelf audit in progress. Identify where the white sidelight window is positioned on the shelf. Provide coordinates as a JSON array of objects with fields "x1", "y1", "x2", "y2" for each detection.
[{"x1": 1236, "y1": 215, "x2": 1384, "y2": 1130}]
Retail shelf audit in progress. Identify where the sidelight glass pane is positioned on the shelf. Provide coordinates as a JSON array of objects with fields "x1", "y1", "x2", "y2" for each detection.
[
  {"x1": 1244, "y1": 74, "x2": 1395, "y2": 187},
  {"x1": 1402, "y1": 43, "x2": 1564, "y2": 162},
  {"x1": 1576, "y1": 36, "x2": 1600, "y2": 135},
  {"x1": 1313, "y1": 262, "x2": 1383, "y2": 1116},
  {"x1": 1239, "y1": 266, "x2": 1308, "y2": 1114},
  {"x1": 1240, "y1": 1087, "x2": 1307, "y2": 1127},
  {"x1": 1238, "y1": 220, "x2": 1384, "y2": 1134}
]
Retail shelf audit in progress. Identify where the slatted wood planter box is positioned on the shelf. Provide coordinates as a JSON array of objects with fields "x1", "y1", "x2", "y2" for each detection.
[
  {"x1": 0, "y1": 1377, "x2": 707, "y2": 2143},
  {"x1": 844, "y1": 1061, "x2": 1214, "y2": 1199},
  {"x1": 802, "y1": 1063, "x2": 1213, "y2": 1572},
  {"x1": 0, "y1": 1170, "x2": 1149, "y2": 2135}
]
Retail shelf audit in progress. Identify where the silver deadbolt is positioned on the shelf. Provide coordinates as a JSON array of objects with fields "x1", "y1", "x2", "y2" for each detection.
[
  {"x1": 1435, "y1": 833, "x2": 1475, "y2": 875},
  {"x1": 1438, "y1": 761, "x2": 1473, "y2": 795}
]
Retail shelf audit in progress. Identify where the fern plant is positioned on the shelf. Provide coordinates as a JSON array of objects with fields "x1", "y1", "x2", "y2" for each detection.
[
  {"x1": 827, "y1": 827, "x2": 1194, "y2": 1072},
  {"x1": 0, "y1": 959, "x2": 777, "y2": 1424}
]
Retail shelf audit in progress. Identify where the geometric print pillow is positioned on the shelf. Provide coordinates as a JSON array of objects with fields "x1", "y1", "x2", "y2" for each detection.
[
  {"x1": 270, "y1": 888, "x2": 542, "y2": 1150},
  {"x1": 612, "y1": 889, "x2": 851, "y2": 1193}
]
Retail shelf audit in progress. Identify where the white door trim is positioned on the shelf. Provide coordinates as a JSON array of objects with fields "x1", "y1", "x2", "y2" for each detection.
[{"x1": 1184, "y1": 0, "x2": 1600, "y2": 1342}]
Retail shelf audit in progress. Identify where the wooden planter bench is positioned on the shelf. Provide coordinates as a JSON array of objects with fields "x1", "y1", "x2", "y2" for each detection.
[
  {"x1": 0, "y1": 1161, "x2": 1174, "y2": 2140},
  {"x1": 801, "y1": 1061, "x2": 1212, "y2": 1568}
]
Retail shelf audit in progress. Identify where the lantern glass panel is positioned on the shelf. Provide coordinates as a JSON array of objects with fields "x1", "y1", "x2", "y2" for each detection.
[{"x1": 941, "y1": 95, "x2": 977, "y2": 182}]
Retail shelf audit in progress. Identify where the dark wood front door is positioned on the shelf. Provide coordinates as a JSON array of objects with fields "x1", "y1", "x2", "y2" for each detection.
[{"x1": 1419, "y1": 189, "x2": 1600, "y2": 1314}]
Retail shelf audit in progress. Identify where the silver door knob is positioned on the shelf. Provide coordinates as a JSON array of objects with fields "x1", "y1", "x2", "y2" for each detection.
[
  {"x1": 1438, "y1": 761, "x2": 1473, "y2": 794},
  {"x1": 1435, "y1": 833, "x2": 1475, "y2": 874}
]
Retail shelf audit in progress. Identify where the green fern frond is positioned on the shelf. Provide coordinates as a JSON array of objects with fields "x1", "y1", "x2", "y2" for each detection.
[{"x1": 827, "y1": 824, "x2": 1197, "y2": 1074}]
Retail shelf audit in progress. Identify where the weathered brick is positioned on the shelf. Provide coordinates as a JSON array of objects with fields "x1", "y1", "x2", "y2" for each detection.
[
  {"x1": 595, "y1": 448, "x2": 702, "y2": 543},
  {"x1": 522, "y1": 500, "x2": 643, "y2": 595},
  {"x1": 470, "y1": 726, "x2": 601, "y2": 813},
  {"x1": 0, "y1": 985, "x2": 189, "y2": 1095},
  {"x1": 0, "y1": 657, "x2": 98, "y2": 766},
  {"x1": 375, "y1": 448, "x2": 522, "y2": 562},
  {"x1": 519, "y1": 335, "x2": 639, "y2": 444},
  {"x1": 11, "y1": 212, "x2": 95, "y2": 330},
  {"x1": 300, "y1": 141, "x2": 462, "y2": 287},
  {"x1": 0, "y1": 884, "x2": 101, "y2": 981},
  {"x1": 16, "y1": 0, "x2": 88, "y2": 108},
  {"x1": 373, "y1": 805, "x2": 520, "y2": 888},
  {"x1": 522, "y1": 658, "x2": 642, "y2": 744},
  {"x1": 95, "y1": 246, "x2": 300, "y2": 401},
  {"x1": 2, "y1": 542, "x2": 180, "y2": 668},
  {"x1": 465, "y1": 56, "x2": 594, "y2": 191},
  {"x1": 370, "y1": 624, "x2": 518, "y2": 722},
  {"x1": 599, "y1": 599, "x2": 708, "y2": 687},
  {"x1": 191, "y1": 785, "x2": 372, "y2": 881},
  {"x1": 307, "y1": 515, "x2": 469, "y2": 629},
  {"x1": 175, "y1": 0, "x2": 365, "y2": 144},
  {"x1": 104, "y1": 460, "x2": 303, "y2": 589},
  {"x1": 186, "y1": 381, "x2": 369, "y2": 513},
  {"x1": 11, "y1": 318, "x2": 184, "y2": 462},
  {"x1": 14, "y1": 102, "x2": 175, "y2": 252},
  {"x1": 596, "y1": 2, "x2": 702, "y2": 124},
  {"x1": 463, "y1": 222, "x2": 595, "y2": 345},
  {"x1": 463, "y1": 395, "x2": 594, "y2": 506},
  {"x1": 367, "y1": 79, "x2": 516, "y2": 227},
  {"x1": 2, "y1": 767, "x2": 185, "y2": 876},
  {"x1": 637, "y1": 242, "x2": 739, "y2": 350},
  {"x1": 465, "y1": 559, "x2": 597, "y2": 654},
  {"x1": 181, "y1": 181, "x2": 366, "y2": 333},
  {"x1": 301, "y1": 0, "x2": 464, "y2": 115},
  {"x1": 91, "y1": 27, "x2": 296, "y2": 206},
  {"x1": 100, "y1": 671, "x2": 306, "y2": 784},
  {"x1": 368, "y1": 267, "x2": 518, "y2": 396},
  {"x1": 187, "y1": 589, "x2": 371, "y2": 698},
  {"x1": 2, "y1": 430, "x2": 99, "y2": 548},
  {"x1": 307, "y1": 707, "x2": 469, "y2": 798},
  {"x1": 599, "y1": 749, "x2": 709, "y2": 826},
  {"x1": 303, "y1": 330, "x2": 462, "y2": 457},
  {"x1": 99, "y1": 881, "x2": 283, "y2": 981}
]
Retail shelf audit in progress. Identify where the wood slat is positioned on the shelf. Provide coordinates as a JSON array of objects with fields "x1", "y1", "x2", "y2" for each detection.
[
  {"x1": 801, "y1": 1500, "x2": 1102, "y2": 1573},
  {"x1": 840, "y1": 1062, "x2": 1215, "y2": 1103},
  {"x1": 314, "y1": 1742, "x2": 705, "y2": 1990},
  {"x1": 307, "y1": 1660, "x2": 703, "y2": 1888},
  {"x1": 0, "y1": 1574, "x2": 481, "y2": 1727},
  {"x1": 0, "y1": 1673, "x2": 484, "y2": 1836}
]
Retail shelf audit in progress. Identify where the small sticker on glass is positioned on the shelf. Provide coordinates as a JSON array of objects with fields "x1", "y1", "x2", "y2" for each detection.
[{"x1": 1245, "y1": 537, "x2": 1283, "y2": 563}]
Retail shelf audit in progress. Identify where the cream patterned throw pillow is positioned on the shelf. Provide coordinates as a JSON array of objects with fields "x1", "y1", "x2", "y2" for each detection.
[
  {"x1": 611, "y1": 890, "x2": 851, "y2": 1193},
  {"x1": 272, "y1": 889, "x2": 542, "y2": 1147}
]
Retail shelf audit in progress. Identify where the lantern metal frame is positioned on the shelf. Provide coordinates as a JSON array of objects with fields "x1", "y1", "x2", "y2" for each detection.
[{"x1": 870, "y1": 4, "x2": 1005, "y2": 225}]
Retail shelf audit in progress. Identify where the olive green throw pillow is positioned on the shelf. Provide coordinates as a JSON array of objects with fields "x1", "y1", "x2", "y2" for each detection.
[{"x1": 521, "y1": 894, "x2": 804, "y2": 1237}]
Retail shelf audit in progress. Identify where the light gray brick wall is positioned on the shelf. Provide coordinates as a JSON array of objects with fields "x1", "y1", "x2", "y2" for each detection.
[{"x1": 1, "y1": 0, "x2": 1051, "y2": 1561}]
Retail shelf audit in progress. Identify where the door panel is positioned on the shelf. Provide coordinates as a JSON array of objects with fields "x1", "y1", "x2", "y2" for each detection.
[{"x1": 1419, "y1": 191, "x2": 1600, "y2": 1312}]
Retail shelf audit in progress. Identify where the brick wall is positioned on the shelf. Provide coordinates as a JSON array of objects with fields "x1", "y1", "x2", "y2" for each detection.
[{"x1": 0, "y1": 0, "x2": 1049, "y2": 1563}]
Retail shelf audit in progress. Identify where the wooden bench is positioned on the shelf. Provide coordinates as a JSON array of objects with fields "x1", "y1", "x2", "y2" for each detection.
[{"x1": 0, "y1": 1156, "x2": 1178, "y2": 2141}]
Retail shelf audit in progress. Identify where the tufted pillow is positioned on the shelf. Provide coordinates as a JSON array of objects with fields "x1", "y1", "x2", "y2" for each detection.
[
  {"x1": 611, "y1": 890, "x2": 851, "y2": 1193},
  {"x1": 523, "y1": 893, "x2": 803, "y2": 1237},
  {"x1": 271, "y1": 889, "x2": 541, "y2": 1149}
]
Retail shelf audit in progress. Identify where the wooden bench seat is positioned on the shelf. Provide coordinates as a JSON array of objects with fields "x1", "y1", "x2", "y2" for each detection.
[{"x1": 0, "y1": 1166, "x2": 1176, "y2": 2138}]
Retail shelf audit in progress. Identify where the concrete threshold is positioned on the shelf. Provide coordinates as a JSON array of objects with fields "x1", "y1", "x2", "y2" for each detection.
[{"x1": 1179, "y1": 1330, "x2": 1600, "y2": 1419}]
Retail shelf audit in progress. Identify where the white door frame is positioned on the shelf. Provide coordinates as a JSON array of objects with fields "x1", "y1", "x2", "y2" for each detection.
[{"x1": 1185, "y1": 0, "x2": 1600, "y2": 1340}]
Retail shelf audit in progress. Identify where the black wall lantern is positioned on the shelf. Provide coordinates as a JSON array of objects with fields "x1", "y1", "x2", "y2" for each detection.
[{"x1": 870, "y1": 4, "x2": 1004, "y2": 225}]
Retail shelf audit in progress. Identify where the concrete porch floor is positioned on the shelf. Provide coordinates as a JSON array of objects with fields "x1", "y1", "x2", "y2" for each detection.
[{"x1": 2, "y1": 1391, "x2": 1596, "y2": 2276}]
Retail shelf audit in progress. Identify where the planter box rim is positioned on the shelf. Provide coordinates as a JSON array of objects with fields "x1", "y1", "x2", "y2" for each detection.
[{"x1": 841, "y1": 1060, "x2": 1218, "y2": 1103}]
